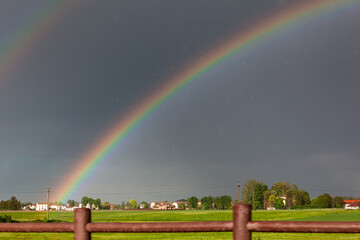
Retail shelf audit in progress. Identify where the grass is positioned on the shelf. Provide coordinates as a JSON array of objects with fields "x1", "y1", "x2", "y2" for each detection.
[{"x1": 0, "y1": 209, "x2": 359, "y2": 239}]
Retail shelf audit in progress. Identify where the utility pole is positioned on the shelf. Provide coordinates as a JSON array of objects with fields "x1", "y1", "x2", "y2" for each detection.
[
  {"x1": 237, "y1": 181, "x2": 241, "y2": 203},
  {"x1": 47, "y1": 188, "x2": 50, "y2": 222}
]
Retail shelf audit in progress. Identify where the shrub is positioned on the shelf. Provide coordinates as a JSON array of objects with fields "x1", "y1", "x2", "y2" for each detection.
[{"x1": 0, "y1": 215, "x2": 12, "y2": 223}]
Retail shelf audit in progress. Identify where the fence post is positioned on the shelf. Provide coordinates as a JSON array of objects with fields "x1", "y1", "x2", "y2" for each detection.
[
  {"x1": 74, "y1": 208, "x2": 91, "y2": 240},
  {"x1": 233, "y1": 204, "x2": 251, "y2": 240}
]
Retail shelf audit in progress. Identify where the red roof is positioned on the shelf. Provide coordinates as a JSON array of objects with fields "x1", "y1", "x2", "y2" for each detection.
[
  {"x1": 344, "y1": 200, "x2": 360, "y2": 204},
  {"x1": 347, "y1": 201, "x2": 359, "y2": 207}
]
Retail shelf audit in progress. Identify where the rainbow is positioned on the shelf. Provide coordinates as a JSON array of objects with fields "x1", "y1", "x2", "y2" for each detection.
[
  {"x1": 56, "y1": 0, "x2": 359, "y2": 202},
  {"x1": 0, "y1": 1, "x2": 73, "y2": 85}
]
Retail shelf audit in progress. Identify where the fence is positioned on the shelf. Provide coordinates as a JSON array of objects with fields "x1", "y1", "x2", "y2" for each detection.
[{"x1": 0, "y1": 204, "x2": 360, "y2": 239}]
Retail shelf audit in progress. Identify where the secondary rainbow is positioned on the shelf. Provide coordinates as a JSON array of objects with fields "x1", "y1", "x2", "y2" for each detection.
[
  {"x1": 0, "y1": 1, "x2": 74, "y2": 85},
  {"x1": 56, "y1": 0, "x2": 359, "y2": 202}
]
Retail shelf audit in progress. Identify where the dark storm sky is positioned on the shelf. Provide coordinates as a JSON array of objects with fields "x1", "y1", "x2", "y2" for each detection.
[{"x1": 0, "y1": 0, "x2": 359, "y2": 203}]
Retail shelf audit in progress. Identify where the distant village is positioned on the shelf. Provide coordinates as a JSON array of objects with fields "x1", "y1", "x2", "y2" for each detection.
[
  {"x1": 24, "y1": 199, "x2": 191, "y2": 211},
  {"x1": 21, "y1": 198, "x2": 360, "y2": 212},
  {"x1": 2, "y1": 180, "x2": 360, "y2": 212}
]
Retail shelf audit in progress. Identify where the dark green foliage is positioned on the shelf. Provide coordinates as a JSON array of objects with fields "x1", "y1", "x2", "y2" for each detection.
[
  {"x1": 0, "y1": 215, "x2": 12, "y2": 222},
  {"x1": 264, "y1": 183, "x2": 310, "y2": 209},
  {"x1": 0, "y1": 196, "x2": 21, "y2": 210},
  {"x1": 274, "y1": 198, "x2": 284, "y2": 209},
  {"x1": 81, "y1": 196, "x2": 100, "y2": 208},
  {"x1": 94, "y1": 198, "x2": 102, "y2": 209},
  {"x1": 311, "y1": 193, "x2": 333, "y2": 208},
  {"x1": 242, "y1": 179, "x2": 268, "y2": 210},
  {"x1": 214, "y1": 195, "x2": 232, "y2": 210},
  {"x1": 295, "y1": 190, "x2": 311, "y2": 206},
  {"x1": 333, "y1": 196, "x2": 344, "y2": 208},
  {"x1": 200, "y1": 196, "x2": 213, "y2": 210},
  {"x1": 187, "y1": 196, "x2": 198, "y2": 209},
  {"x1": 67, "y1": 199, "x2": 76, "y2": 207}
]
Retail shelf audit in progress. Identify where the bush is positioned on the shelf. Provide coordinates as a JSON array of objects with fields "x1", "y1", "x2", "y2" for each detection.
[{"x1": 0, "y1": 215, "x2": 12, "y2": 223}]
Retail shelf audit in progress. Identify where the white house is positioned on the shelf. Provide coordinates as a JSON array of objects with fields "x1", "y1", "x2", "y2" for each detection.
[
  {"x1": 344, "y1": 200, "x2": 359, "y2": 210},
  {"x1": 50, "y1": 204, "x2": 66, "y2": 211},
  {"x1": 36, "y1": 203, "x2": 48, "y2": 211},
  {"x1": 65, "y1": 206, "x2": 79, "y2": 211},
  {"x1": 172, "y1": 202, "x2": 179, "y2": 209},
  {"x1": 150, "y1": 201, "x2": 174, "y2": 210},
  {"x1": 172, "y1": 199, "x2": 187, "y2": 209}
]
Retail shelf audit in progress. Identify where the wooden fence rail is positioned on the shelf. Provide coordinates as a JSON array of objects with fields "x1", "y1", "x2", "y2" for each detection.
[{"x1": 0, "y1": 204, "x2": 360, "y2": 239}]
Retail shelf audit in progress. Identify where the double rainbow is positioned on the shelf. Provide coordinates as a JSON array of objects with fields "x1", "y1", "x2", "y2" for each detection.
[{"x1": 42, "y1": 0, "x2": 357, "y2": 202}]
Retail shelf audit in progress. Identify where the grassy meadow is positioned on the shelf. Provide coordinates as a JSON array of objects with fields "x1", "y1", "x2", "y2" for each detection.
[{"x1": 0, "y1": 209, "x2": 359, "y2": 239}]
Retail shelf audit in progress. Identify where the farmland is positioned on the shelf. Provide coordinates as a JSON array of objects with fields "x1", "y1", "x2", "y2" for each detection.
[{"x1": 0, "y1": 209, "x2": 359, "y2": 239}]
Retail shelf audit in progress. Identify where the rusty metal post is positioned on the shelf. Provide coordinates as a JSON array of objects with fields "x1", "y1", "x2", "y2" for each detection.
[
  {"x1": 75, "y1": 208, "x2": 91, "y2": 240},
  {"x1": 233, "y1": 204, "x2": 251, "y2": 240}
]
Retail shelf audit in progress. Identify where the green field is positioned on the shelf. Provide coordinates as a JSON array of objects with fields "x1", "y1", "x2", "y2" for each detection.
[{"x1": 0, "y1": 209, "x2": 359, "y2": 239}]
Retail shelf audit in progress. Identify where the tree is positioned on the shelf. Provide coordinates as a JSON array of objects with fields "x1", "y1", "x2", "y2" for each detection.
[
  {"x1": 120, "y1": 201, "x2": 125, "y2": 210},
  {"x1": 333, "y1": 196, "x2": 344, "y2": 208},
  {"x1": 102, "y1": 201, "x2": 110, "y2": 210},
  {"x1": 81, "y1": 196, "x2": 89, "y2": 207},
  {"x1": 274, "y1": 197, "x2": 285, "y2": 209},
  {"x1": 9, "y1": 196, "x2": 21, "y2": 210},
  {"x1": 311, "y1": 194, "x2": 333, "y2": 208},
  {"x1": 0, "y1": 196, "x2": 21, "y2": 210},
  {"x1": 271, "y1": 182, "x2": 291, "y2": 197},
  {"x1": 187, "y1": 196, "x2": 198, "y2": 209},
  {"x1": 180, "y1": 203, "x2": 186, "y2": 210},
  {"x1": 220, "y1": 195, "x2": 232, "y2": 210},
  {"x1": 130, "y1": 199, "x2": 138, "y2": 209},
  {"x1": 263, "y1": 190, "x2": 272, "y2": 209},
  {"x1": 140, "y1": 201, "x2": 148, "y2": 208},
  {"x1": 94, "y1": 198, "x2": 102, "y2": 209},
  {"x1": 201, "y1": 196, "x2": 213, "y2": 210},
  {"x1": 285, "y1": 189, "x2": 295, "y2": 208},
  {"x1": 242, "y1": 179, "x2": 268, "y2": 210},
  {"x1": 112, "y1": 204, "x2": 121, "y2": 210},
  {"x1": 214, "y1": 197, "x2": 222, "y2": 210},
  {"x1": 81, "y1": 196, "x2": 96, "y2": 208},
  {"x1": 295, "y1": 190, "x2": 311, "y2": 206},
  {"x1": 67, "y1": 200, "x2": 76, "y2": 207},
  {"x1": 265, "y1": 192, "x2": 278, "y2": 209},
  {"x1": 270, "y1": 183, "x2": 310, "y2": 208}
]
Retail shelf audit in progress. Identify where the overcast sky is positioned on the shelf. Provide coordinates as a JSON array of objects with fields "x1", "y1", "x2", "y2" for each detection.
[{"x1": 0, "y1": 0, "x2": 360, "y2": 204}]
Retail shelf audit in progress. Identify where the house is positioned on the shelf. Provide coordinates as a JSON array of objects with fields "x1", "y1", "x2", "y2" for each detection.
[
  {"x1": 278, "y1": 195, "x2": 297, "y2": 209},
  {"x1": 344, "y1": 200, "x2": 360, "y2": 210},
  {"x1": 65, "y1": 206, "x2": 79, "y2": 211},
  {"x1": 50, "y1": 204, "x2": 66, "y2": 211},
  {"x1": 23, "y1": 204, "x2": 36, "y2": 210},
  {"x1": 172, "y1": 199, "x2": 187, "y2": 209},
  {"x1": 36, "y1": 203, "x2": 48, "y2": 211},
  {"x1": 35, "y1": 203, "x2": 67, "y2": 211},
  {"x1": 150, "y1": 201, "x2": 175, "y2": 210}
]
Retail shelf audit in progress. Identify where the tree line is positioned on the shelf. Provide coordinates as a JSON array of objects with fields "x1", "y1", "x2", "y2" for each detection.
[
  {"x1": 241, "y1": 179, "x2": 347, "y2": 210},
  {"x1": 187, "y1": 195, "x2": 232, "y2": 210},
  {"x1": 0, "y1": 196, "x2": 21, "y2": 210},
  {"x1": 67, "y1": 197, "x2": 110, "y2": 209}
]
